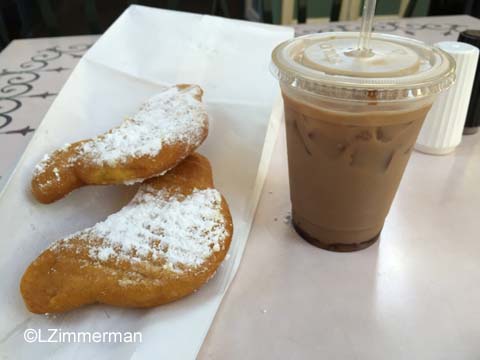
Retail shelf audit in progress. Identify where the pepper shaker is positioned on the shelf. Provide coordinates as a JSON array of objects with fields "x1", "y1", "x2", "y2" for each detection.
[{"x1": 458, "y1": 30, "x2": 480, "y2": 134}]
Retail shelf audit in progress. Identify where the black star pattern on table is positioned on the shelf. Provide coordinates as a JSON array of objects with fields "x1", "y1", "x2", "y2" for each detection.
[
  {"x1": 42, "y1": 67, "x2": 70, "y2": 73},
  {"x1": 26, "y1": 91, "x2": 57, "y2": 99},
  {"x1": 0, "y1": 43, "x2": 92, "y2": 137},
  {"x1": 0, "y1": 125, "x2": 35, "y2": 136}
]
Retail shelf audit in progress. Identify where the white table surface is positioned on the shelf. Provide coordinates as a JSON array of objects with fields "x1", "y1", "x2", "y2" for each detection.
[{"x1": 1, "y1": 15, "x2": 480, "y2": 360}]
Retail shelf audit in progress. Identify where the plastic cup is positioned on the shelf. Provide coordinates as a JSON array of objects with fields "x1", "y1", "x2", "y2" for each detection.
[{"x1": 271, "y1": 32, "x2": 455, "y2": 252}]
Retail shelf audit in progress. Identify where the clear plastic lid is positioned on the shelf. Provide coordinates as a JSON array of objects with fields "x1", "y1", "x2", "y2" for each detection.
[{"x1": 271, "y1": 32, "x2": 456, "y2": 102}]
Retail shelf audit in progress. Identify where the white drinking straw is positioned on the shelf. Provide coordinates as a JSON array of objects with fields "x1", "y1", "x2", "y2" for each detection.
[{"x1": 356, "y1": 0, "x2": 377, "y2": 57}]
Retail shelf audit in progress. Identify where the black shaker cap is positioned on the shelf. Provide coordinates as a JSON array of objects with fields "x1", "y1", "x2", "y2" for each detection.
[
  {"x1": 458, "y1": 30, "x2": 480, "y2": 49},
  {"x1": 458, "y1": 30, "x2": 480, "y2": 130}
]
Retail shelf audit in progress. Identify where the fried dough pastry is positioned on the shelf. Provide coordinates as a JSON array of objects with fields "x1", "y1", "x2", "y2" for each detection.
[
  {"x1": 21, "y1": 153, "x2": 233, "y2": 314},
  {"x1": 31, "y1": 84, "x2": 209, "y2": 204}
]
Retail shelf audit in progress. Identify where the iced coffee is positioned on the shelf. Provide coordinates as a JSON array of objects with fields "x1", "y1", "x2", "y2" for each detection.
[{"x1": 271, "y1": 33, "x2": 455, "y2": 251}]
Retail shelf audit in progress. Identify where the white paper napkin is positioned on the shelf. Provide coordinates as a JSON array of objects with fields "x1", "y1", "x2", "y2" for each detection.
[{"x1": 0, "y1": 5, "x2": 293, "y2": 360}]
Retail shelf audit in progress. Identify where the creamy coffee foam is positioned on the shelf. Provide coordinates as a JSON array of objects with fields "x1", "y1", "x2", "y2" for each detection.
[{"x1": 302, "y1": 38, "x2": 421, "y2": 77}]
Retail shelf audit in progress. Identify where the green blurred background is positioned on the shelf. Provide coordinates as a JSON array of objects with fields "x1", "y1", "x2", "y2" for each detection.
[{"x1": 282, "y1": 0, "x2": 429, "y2": 21}]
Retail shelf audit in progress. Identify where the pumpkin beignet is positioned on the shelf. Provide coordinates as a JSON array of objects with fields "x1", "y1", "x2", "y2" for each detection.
[
  {"x1": 31, "y1": 84, "x2": 209, "y2": 203},
  {"x1": 21, "y1": 153, "x2": 233, "y2": 314}
]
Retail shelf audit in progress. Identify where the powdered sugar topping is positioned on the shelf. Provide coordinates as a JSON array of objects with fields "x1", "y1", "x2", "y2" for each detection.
[
  {"x1": 33, "y1": 146, "x2": 75, "y2": 194},
  {"x1": 54, "y1": 187, "x2": 229, "y2": 272},
  {"x1": 33, "y1": 154, "x2": 51, "y2": 176},
  {"x1": 79, "y1": 85, "x2": 208, "y2": 166}
]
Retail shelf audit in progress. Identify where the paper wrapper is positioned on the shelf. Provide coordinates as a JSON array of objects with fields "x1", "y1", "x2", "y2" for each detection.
[{"x1": 0, "y1": 6, "x2": 293, "y2": 359}]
